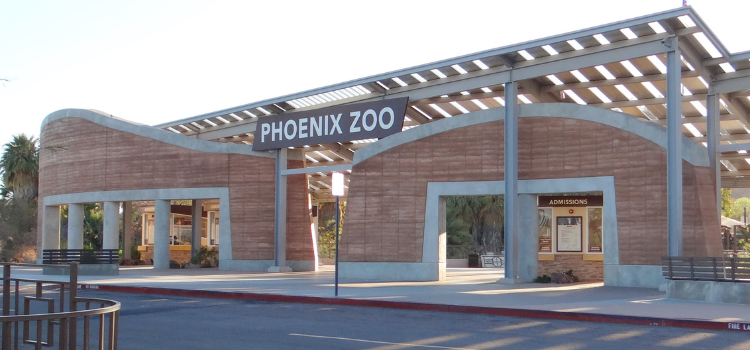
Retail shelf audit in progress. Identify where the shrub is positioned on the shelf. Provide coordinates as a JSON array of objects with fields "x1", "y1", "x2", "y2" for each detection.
[
  {"x1": 563, "y1": 269, "x2": 580, "y2": 282},
  {"x1": 534, "y1": 275, "x2": 551, "y2": 283},
  {"x1": 190, "y1": 247, "x2": 219, "y2": 268}
]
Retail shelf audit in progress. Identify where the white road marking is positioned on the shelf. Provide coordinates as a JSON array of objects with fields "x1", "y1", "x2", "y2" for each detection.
[{"x1": 289, "y1": 333, "x2": 478, "y2": 349}]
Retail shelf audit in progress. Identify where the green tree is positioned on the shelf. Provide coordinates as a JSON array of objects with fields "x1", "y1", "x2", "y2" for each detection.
[
  {"x1": 446, "y1": 195, "x2": 504, "y2": 247},
  {"x1": 0, "y1": 134, "x2": 39, "y2": 201},
  {"x1": 83, "y1": 203, "x2": 104, "y2": 249},
  {"x1": 721, "y1": 188, "x2": 734, "y2": 217},
  {"x1": 0, "y1": 134, "x2": 40, "y2": 261},
  {"x1": 317, "y1": 201, "x2": 346, "y2": 259},
  {"x1": 728, "y1": 197, "x2": 750, "y2": 221}
]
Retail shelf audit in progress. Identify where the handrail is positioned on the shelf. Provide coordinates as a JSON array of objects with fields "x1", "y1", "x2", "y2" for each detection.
[
  {"x1": 1, "y1": 262, "x2": 121, "y2": 350},
  {"x1": 0, "y1": 299, "x2": 120, "y2": 322}
]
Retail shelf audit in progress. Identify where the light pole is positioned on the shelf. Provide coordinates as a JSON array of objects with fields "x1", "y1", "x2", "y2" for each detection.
[{"x1": 331, "y1": 172, "x2": 345, "y2": 296}]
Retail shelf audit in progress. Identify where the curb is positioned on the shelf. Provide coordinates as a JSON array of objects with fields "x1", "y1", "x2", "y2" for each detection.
[{"x1": 82, "y1": 284, "x2": 750, "y2": 333}]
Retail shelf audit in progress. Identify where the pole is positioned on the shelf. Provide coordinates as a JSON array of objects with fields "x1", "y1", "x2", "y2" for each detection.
[
  {"x1": 2, "y1": 264, "x2": 10, "y2": 350},
  {"x1": 334, "y1": 196, "x2": 340, "y2": 297}
]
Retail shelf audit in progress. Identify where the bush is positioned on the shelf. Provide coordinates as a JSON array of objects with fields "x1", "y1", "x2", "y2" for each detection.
[
  {"x1": 169, "y1": 260, "x2": 181, "y2": 269},
  {"x1": 563, "y1": 269, "x2": 580, "y2": 282},
  {"x1": 534, "y1": 275, "x2": 551, "y2": 283},
  {"x1": 190, "y1": 247, "x2": 219, "y2": 268}
]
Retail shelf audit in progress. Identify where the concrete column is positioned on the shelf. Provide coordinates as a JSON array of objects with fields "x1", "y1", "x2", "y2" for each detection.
[
  {"x1": 103, "y1": 201, "x2": 120, "y2": 250},
  {"x1": 122, "y1": 201, "x2": 133, "y2": 259},
  {"x1": 706, "y1": 93, "x2": 721, "y2": 220},
  {"x1": 665, "y1": 36, "x2": 683, "y2": 257},
  {"x1": 191, "y1": 199, "x2": 203, "y2": 258},
  {"x1": 437, "y1": 196, "x2": 447, "y2": 281},
  {"x1": 40, "y1": 206, "x2": 61, "y2": 263},
  {"x1": 154, "y1": 200, "x2": 171, "y2": 269},
  {"x1": 67, "y1": 203, "x2": 84, "y2": 250},
  {"x1": 269, "y1": 148, "x2": 292, "y2": 272},
  {"x1": 517, "y1": 194, "x2": 538, "y2": 282},
  {"x1": 311, "y1": 205, "x2": 320, "y2": 270},
  {"x1": 503, "y1": 80, "x2": 520, "y2": 282}
]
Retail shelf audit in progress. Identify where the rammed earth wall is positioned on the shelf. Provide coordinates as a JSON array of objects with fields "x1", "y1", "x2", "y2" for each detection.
[
  {"x1": 38, "y1": 113, "x2": 313, "y2": 263},
  {"x1": 342, "y1": 110, "x2": 721, "y2": 268}
]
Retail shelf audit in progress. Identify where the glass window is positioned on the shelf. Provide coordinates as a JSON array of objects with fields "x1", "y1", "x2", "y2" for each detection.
[
  {"x1": 588, "y1": 207, "x2": 603, "y2": 253},
  {"x1": 172, "y1": 215, "x2": 192, "y2": 245},
  {"x1": 143, "y1": 214, "x2": 154, "y2": 245},
  {"x1": 208, "y1": 211, "x2": 219, "y2": 246},
  {"x1": 538, "y1": 208, "x2": 553, "y2": 253}
]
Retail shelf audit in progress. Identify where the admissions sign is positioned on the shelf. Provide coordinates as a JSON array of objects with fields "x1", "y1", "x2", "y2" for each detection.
[{"x1": 252, "y1": 97, "x2": 409, "y2": 151}]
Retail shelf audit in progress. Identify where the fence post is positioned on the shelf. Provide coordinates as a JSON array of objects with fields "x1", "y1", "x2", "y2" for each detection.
[
  {"x1": 689, "y1": 257, "x2": 695, "y2": 280},
  {"x1": 2, "y1": 264, "x2": 10, "y2": 350},
  {"x1": 69, "y1": 263, "x2": 78, "y2": 349},
  {"x1": 731, "y1": 258, "x2": 737, "y2": 281}
]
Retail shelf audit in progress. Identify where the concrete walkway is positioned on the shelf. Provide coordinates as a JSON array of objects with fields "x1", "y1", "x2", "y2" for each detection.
[{"x1": 10, "y1": 265, "x2": 750, "y2": 330}]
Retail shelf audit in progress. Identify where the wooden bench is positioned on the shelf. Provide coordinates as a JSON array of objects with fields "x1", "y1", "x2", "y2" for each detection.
[{"x1": 662, "y1": 256, "x2": 750, "y2": 282}]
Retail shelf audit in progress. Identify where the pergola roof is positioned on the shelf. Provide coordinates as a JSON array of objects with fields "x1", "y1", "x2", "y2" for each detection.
[{"x1": 153, "y1": 6, "x2": 750, "y2": 199}]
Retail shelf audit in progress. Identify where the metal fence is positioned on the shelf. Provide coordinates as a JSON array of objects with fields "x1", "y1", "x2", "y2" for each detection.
[
  {"x1": 0, "y1": 262, "x2": 121, "y2": 349},
  {"x1": 662, "y1": 256, "x2": 750, "y2": 282},
  {"x1": 446, "y1": 245, "x2": 504, "y2": 259}
]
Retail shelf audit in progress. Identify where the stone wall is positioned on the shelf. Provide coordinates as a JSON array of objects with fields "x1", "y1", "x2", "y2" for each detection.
[
  {"x1": 39, "y1": 115, "x2": 314, "y2": 264},
  {"x1": 342, "y1": 116, "x2": 721, "y2": 266},
  {"x1": 538, "y1": 256, "x2": 603, "y2": 282}
]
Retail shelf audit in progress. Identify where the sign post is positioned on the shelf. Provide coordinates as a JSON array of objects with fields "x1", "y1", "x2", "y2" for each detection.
[{"x1": 331, "y1": 172, "x2": 345, "y2": 296}]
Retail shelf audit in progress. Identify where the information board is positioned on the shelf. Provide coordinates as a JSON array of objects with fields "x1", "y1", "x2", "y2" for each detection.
[{"x1": 556, "y1": 216, "x2": 582, "y2": 252}]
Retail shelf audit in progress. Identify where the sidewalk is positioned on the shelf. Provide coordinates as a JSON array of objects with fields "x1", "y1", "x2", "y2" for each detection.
[{"x1": 11, "y1": 265, "x2": 750, "y2": 331}]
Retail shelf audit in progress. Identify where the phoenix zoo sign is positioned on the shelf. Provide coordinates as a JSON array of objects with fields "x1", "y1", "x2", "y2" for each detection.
[{"x1": 252, "y1": 97, "x2": 409, "y2": 151}]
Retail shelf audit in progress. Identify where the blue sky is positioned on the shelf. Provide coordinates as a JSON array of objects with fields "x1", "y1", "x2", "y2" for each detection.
[{"x1": 1, "y1": 0, "x2": 748, "y2": 147}]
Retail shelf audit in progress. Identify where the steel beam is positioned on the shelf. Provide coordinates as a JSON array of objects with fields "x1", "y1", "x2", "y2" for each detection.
[
  {"x1": 665, "y1": 36, "x2": 683, "y2": 257},
  {"x1": 706, "y1": 93, "x2": 721, "y2": 221},
  {"x1": 503, "y1": 80, "x2": 519, "y2": 282},
  {"x1": 270, "y1": 148, "x2": 292, "y2": 272},
  {"x1": 282, "y1": 164, "x2": 353, "y2": 176}
]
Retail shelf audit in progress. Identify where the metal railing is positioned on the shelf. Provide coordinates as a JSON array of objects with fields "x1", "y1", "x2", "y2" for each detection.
[
  {"x1": 0, "y1": 262, "x2": 121, "y2": 349},
  {"x1": 42, "y1": 250, "x2": 119, "y2": 265},
  {"x1": 446, "y1": 245, "x2": 504, "y2": 259},
  {"x1": 662, "y1": 256, "x2": 750, "y2": 282}
]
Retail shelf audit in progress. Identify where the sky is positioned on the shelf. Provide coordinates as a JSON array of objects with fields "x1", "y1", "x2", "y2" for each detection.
[{"x1": 1, "y1": 0, "x2": 749, "y2": 147}]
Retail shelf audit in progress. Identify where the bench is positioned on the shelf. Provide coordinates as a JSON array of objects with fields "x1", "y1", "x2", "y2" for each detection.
[
  {"x1": 661, "y1": 256, "x2": 750, "y2": 282},
  {"x1": 42, "y1": 249, "x2": 119, "y2": 265}
]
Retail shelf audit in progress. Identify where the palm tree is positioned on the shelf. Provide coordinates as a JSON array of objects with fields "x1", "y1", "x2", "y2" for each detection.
[{"x1": 0, "y1": 134, "x2": 39, "y2": 201}]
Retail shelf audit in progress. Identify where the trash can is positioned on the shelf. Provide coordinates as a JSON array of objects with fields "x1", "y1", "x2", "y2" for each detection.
[{"x1": 468, "y1": 253, "x2": 480, "y2": 268}]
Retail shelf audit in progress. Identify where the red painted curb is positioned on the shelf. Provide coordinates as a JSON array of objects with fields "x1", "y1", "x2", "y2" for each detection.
[{"x1": 81, "y1": 284, "x2": 750, "y2": 333}]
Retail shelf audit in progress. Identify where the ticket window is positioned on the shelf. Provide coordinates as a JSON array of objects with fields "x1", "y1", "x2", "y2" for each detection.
[{"x1": 537, "y1": 196, "x2": 603, "y2": 255}]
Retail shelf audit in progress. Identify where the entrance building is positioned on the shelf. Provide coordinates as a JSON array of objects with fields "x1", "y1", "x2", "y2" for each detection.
[{"x1": 37, "y1": 7, "x2": 750, "y2": 288}]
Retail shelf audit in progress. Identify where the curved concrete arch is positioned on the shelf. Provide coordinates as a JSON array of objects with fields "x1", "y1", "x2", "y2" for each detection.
[
  {"x1": 353, "y1": 103, "x2": 709, "y2": 167},
  {"x1": 41, "y1": 108, "x2": 287, "y2": 159}
]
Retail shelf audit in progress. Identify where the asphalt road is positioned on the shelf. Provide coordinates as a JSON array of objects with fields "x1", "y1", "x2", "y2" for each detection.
[{"x1": 82, "y1": 290, "x2": 750, "y2": 350}]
